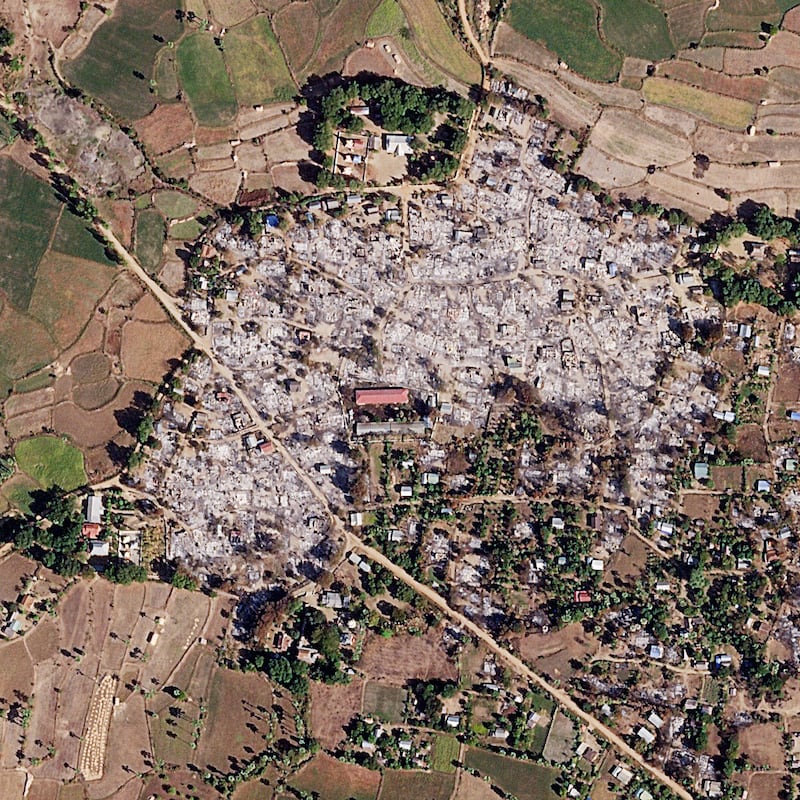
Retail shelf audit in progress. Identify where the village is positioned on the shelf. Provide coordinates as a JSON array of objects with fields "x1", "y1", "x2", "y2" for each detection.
[{"x1": 115, "y1": 90, "x2": 800, "y2": 799}]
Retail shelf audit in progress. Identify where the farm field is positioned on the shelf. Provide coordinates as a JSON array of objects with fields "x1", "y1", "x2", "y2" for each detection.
[
  {"x1": 367, "y1": 0, "x2": 406, "y2": 37},
  {"x1": 600, "y1": 0, "x2": 675, "y2": 61},
  {"x1": 62, "y1": 0, "x2": 183, "y2": 120},
  {"x1": 495, "y1": 0, "x2": 800, "y2": 220},
  {"x1": 14, "y1": 436, "x2": 87, "y2": 491},
  {"x1": 0, "y1": 151, "x2": 189, "y2": 496},
  {"x1": 290, "y1": 753, "x2": 381, "y2": 800},
  {"x1": 378, "y1": 770, "x2": 456, "y2": 800},
  {"x1": 362, "y1": 681, "x2": 406, "y2": 721},
  {"x1": 430, "y1": 733, "x2": 460, "y2": 773},
  {"x1": 225, "y1": 16, "x2": 295, "y2": 105},
  {"x1": 397, "y1": 0, "x2": 482, "y2": 85},
  {"x1": 0, "y1": 578, "x2": 246, "y2": 798},
  {"x1": 177, "y1": 33, "x2": 238, "y2": 127},
  {"x1": 505, "y1": 0, "x2": 622, "y2": 82},
  {"x1": 464, "y1": 748, "x2": 560, "y2": 800},
  {"x1": 135, "y1": 208, "x2": 167, "y2": 274}
]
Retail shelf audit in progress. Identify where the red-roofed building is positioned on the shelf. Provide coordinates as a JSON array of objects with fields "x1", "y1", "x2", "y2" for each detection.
[
  {"x1": 574, "y1": 590, "x2": 592, "y2": 604},
  {"x1": 82, "y1": 522, "x2": 102, "y2": 538},
  {"x1": 355, "y1": 387, "x2": 409, "y2": 406}
]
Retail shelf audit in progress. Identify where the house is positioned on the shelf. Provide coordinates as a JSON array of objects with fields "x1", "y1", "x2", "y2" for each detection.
[
  {"x1": 649, "y1": 644, "x2": 663, "y2": 659},
  {"x1": 82, "y1": 522, "x2": 102, "y2": 538},
  {"x1": 400, "y1": 485, "x2": 413, "y2": 498},
  {"x1": 756, "y1": 479, "x2": 772, "y2": 493},
  {"x1": 694, "y1": 462, "x2": 710, "y2": 480},
  {"x1": 350, "y1": 512, "x2": 364, "y2": 527},
  {"x1": 85, "y1": 494, "x2": 103, "y2": 525},
  {"x1": 637, "y1": 727, "x2": 655, "y2": 745},
  {"x1": 573, "y1": 590, "x2": 591, "y2": 603},
  {"x1": 757, "y1": 364, "x2": 771, "y2": 377},
  {"x1": 387, "y1": 528, "x2": 404, "y2": 543},
  {"x1": 610, "y1": 765, "x2": 634, "y2": 786},
  {"x1": 349, "y1": 105, "x2": 370, "y2": 116},
  {"x1": 589, "y1": 558, "x2": 604, "y2": 571},
  {"x1": 648, "y1": 711, "x2": 665, "y2": 728},
  {"x1": 384, "y1": 133, "x2": 413, "y2": 157},
  {"x1": 421, "y1": 472, "x2": 439, "y2": 485},
  {"x1": 790, "y1": 411, "x2": 800, "y2": 422},
  {"x1": 89, "y1": 540, "x2": 110, "y2": 558},
  {"x1": 385, "y1": 207, "x2": 401, "y2": 222},
  {"x1": 551, "y1": 517, "x2": 565, "y2": 530},
  {"x1": 444, "y1": 714, "x2": 461, "y2": 728},
  {"x1": 355, "y1": 387, "x2": 409, "y2": 406},
  {"x1": 714, "y1": 653, "x2": 732, "y2": 668},
  {"x1": 317, "y1": 464, "x2": 333, "y2": 476},
  {"x1": 321, "y1": 591, "x2": 349, "y2": 609},
  {"x1": 398, "y1": 739, "x2": 413, "y2": 752}
]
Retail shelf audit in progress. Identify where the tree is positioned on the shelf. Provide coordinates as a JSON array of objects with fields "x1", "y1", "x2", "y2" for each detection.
[
  {"x1": 0, "y1": 26, "x2": 14, "y2": 49},
  {"x1": 104, "y1": 557, "x2": 147, "y2": 585}
]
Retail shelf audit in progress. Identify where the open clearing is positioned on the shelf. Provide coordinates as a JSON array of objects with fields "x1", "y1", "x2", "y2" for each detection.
[
  {"x1": 310, "y1": 678, "x2": 364, "y2": 747},
  {"x1": 62, "y1": 0, "x2": 183, "y2": 121},
  {"x1": 359, "y1": 631, "x2": 458, "y2": 683}
]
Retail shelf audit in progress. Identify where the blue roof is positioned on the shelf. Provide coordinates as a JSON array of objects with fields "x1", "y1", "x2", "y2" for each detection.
[{"x1": 265, "y1": 214, "x2": 280, "y2": 227}]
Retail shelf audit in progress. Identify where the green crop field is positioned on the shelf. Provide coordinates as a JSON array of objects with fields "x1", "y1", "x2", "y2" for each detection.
[
  {"x1": 50, "y1": 210, "x2": 115, "y2": 264},
  {"x1": 464, "y1": 748, "x2": 559, "y2": 800},
  {"x1": 15, "y1": 436, "x2": 87, "y2": 491},
  {"x1": 135, "y1": 209, "x2": 167, "y2": 273},
  {"x1": 169, "y1": 219, "x2": 204, "y2": 240},
  {"x1": 599, "y1": 0, "x2": 674, "y2": 61},
  {"x1": 226, "y1": 16, "x2": 295, "y2": 105},
  {"x1": 63, "y1": 0, "x2": 183, "y2": 120},
  {"x1": 367, "y1": 0, "x2": 406, "y2": 36},
  {"x1": 177, "y1": 32, "x2": 238, "y2": 126},
  {"x1": 0, "y1": 158, "x2": 61, "y2": 310},
  {"x1": 153, "y1": 190, "x2": 198, "y2": 219},
  {"x1": 430, "y1": 734, "x2": 459, "y2": 773},
  {"x1": 506, "y1": 0, "x2": 622, "y2": 82}
]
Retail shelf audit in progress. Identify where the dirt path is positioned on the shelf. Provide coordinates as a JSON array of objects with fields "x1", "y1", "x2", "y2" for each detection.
[
  {"x1": 96, "y1": 224, "x2": 691, "y2": 800},
  {"x1": 457, "y1": 0, "x2": 489, "y2": 68}
]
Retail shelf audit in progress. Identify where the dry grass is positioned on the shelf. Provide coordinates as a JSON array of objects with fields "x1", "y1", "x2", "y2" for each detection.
[
  {"x1": 643, "y1": 76, "x2": 755, "y2": 129},
  {"x1": 359, "y1": 632, "x2": 458, "y2": 684},
  {"x1": 398, "y1": 0, "x2": 482, "y2": 85},
  {"x1": 589, "y1": 108, "x2": 691, "y2": 166},
  {"x1": 273, "y1": 2, "x2": 320, "y2": 75}
]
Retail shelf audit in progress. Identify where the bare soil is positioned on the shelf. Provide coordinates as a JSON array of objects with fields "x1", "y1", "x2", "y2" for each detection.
[
  {"x1": 309, "y1": 678, "x2": 364, "y2": 748},
  {"x1": 135, "y1": 103, "x2": 197, "y2": 156},
  {"x1": 358, "y1": 631, "x2": 458, "y2": 684}
]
